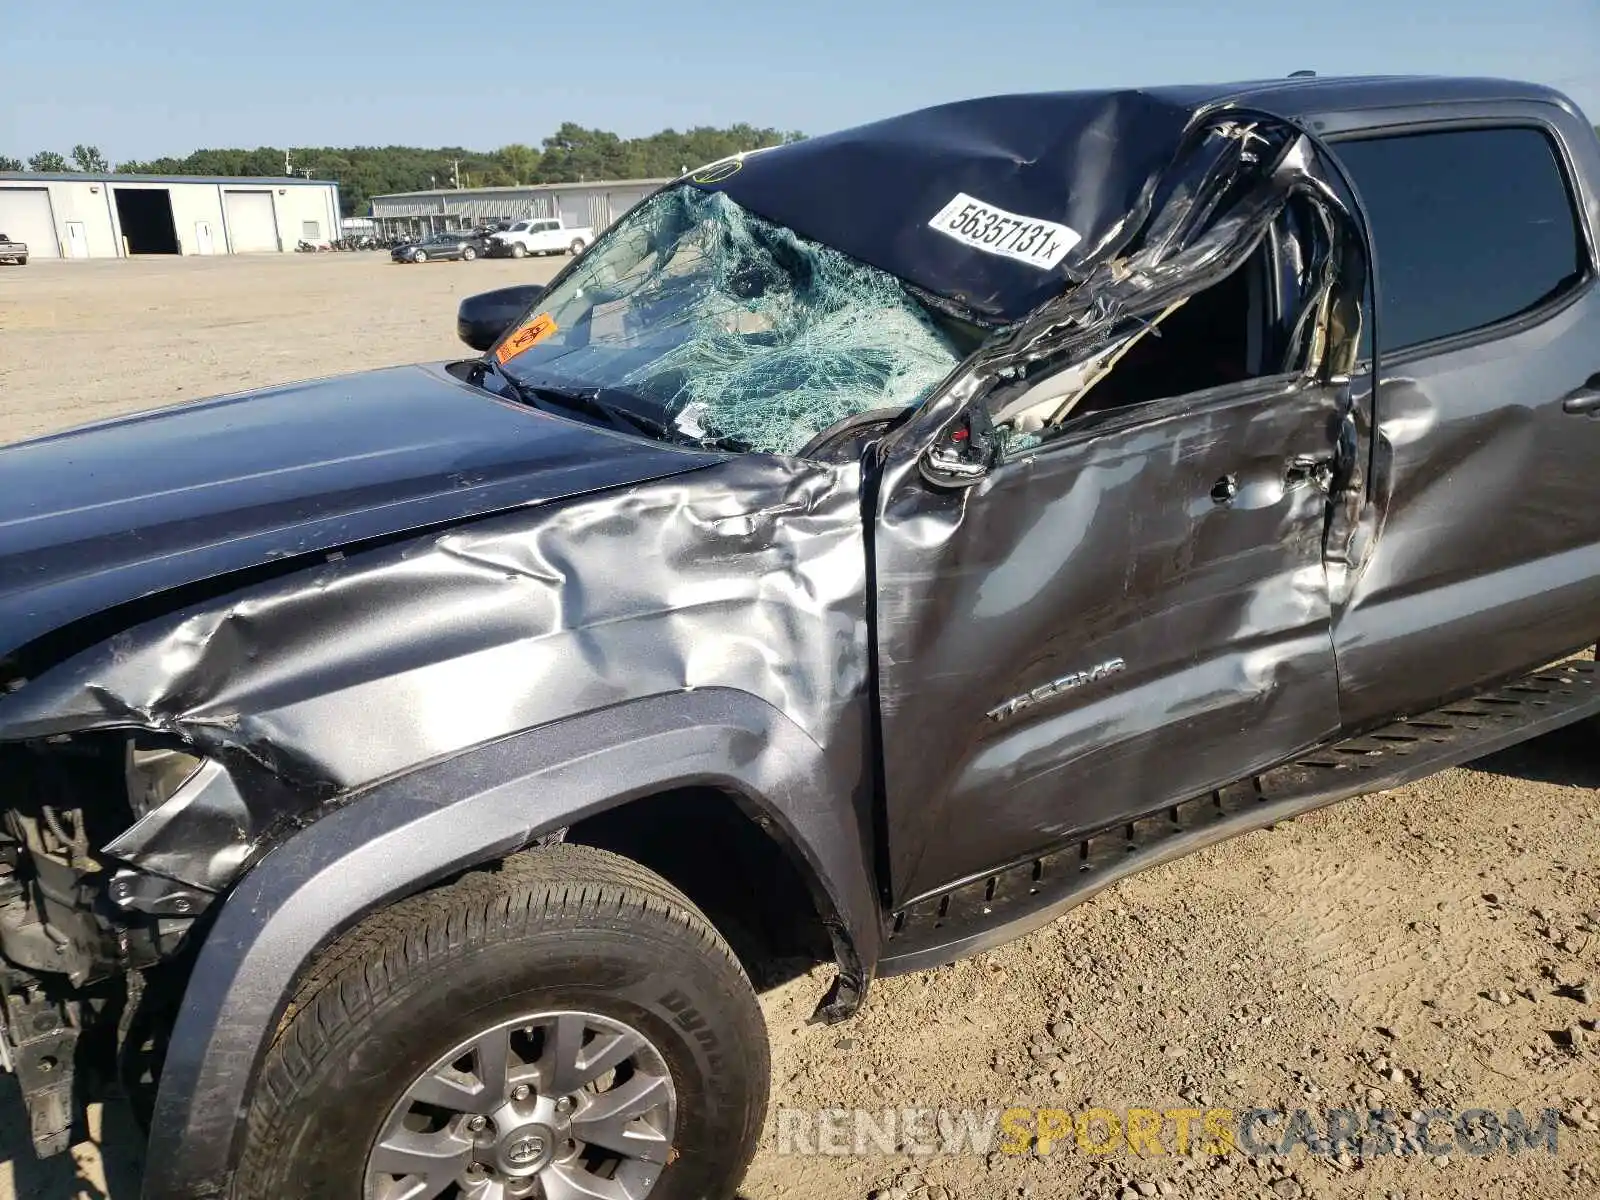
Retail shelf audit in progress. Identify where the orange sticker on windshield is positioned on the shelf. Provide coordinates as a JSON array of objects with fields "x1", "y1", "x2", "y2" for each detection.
[{"x1": 495, "y1": 313, "x2": 558, "y2": 364}]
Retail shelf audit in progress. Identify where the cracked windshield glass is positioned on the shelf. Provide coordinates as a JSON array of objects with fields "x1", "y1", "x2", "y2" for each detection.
[{"x1": 495, "y1": 184, "x2": 965, "y2": 455}]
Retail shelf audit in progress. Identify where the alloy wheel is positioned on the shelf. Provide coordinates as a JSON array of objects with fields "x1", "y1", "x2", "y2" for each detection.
[{"x1": 365, "y1": 1009, "x2": 678, "y2": 1200}]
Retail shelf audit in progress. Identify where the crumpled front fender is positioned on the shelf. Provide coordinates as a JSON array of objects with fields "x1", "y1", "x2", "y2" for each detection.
[
  {"x1": 139, "y1": 687, "x2": 881, "y2": 1200},
  {"x1": 0, "y1": 456, "x2": 873, "y2": 898}
]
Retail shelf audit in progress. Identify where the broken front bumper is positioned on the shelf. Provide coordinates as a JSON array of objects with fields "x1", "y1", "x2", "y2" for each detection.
[{"x1": 0, "y1": 965, "x2": 81, "y2": 1156}]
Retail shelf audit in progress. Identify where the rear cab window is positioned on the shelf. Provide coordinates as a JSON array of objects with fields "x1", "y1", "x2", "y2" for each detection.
[{"x1": 1333, "y1": 126, "x2": 1590, "y2": 356}]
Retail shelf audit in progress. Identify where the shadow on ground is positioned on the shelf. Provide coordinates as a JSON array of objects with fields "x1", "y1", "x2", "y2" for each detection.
[
  {"x1": 1468, "y1": 715, "x2": 1600, "y2": 789},
  {"x1": 0, "y1": 1076, "x2": 143, "y2": 1200}
]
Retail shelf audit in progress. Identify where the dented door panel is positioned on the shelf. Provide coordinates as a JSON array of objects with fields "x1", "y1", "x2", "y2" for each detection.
[{"x1": 873, "y1": 379, "x2": 1346, "y2": 904}]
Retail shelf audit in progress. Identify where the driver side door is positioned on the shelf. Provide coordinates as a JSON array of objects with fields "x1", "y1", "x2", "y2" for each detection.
[{"x1": 871, "y1": 212, "x2": 1358, "y2": 910}]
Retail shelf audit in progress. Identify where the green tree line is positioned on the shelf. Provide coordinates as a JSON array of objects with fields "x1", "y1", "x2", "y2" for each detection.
[
  {"x1": 1, "y1": 145, "x2": 111, "y2": 173},
  {"x1": 13, "y1": 124, "x2": 1600, "y2": 217},
  {"x1": 2, "y1": 124, "x2": 804, "y2": 216}
]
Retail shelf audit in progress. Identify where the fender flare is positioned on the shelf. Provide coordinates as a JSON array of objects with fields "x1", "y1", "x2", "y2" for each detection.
[{"x1": 139, "y1": 688, "x2": 880, "y2": 1200}]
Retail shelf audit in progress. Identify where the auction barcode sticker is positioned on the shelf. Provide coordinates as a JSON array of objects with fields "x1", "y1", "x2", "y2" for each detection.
[{"x1": 927, "y1": 193, "x2": 1080, "y2": 270}]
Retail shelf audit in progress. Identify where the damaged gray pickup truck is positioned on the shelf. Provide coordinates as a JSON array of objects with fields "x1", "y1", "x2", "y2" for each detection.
[{"x1": 4, "y1": 75, "x2": 1600, "y2": 1200}]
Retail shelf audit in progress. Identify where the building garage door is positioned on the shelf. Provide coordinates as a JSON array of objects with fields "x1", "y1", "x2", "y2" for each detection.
[
  {"x1": 224, "y1": 190, "x2": 278, "y2": 252},
  {"x1": 0, "y1": 188, "x2": 59, "y2": 258},
  {"x1": 558, "y1": 196, "x2": 590, "y2": 233}
]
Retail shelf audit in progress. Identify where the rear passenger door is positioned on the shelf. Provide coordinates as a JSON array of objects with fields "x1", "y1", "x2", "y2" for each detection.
[{"x1": 1328, "y1": 112, "x2": 1600, "y2": 726}]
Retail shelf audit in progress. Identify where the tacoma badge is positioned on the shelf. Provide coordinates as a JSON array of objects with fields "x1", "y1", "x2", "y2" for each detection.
[{"x1": 986, "y1": 658, "x2": 1127, "y2": 722}]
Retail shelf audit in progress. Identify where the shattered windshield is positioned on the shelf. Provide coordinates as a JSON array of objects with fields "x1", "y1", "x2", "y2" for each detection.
[{"x1": 493, "y1": 185, "x2": 964, "y2": 455}]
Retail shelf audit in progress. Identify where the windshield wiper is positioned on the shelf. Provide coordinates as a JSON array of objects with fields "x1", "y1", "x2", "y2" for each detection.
[
  {"x1": 473, "y1": 358, "x2": 670, "y2": 441},
  {"x1": 523, "y1": 382, "x2": 672, "y2": 441}
]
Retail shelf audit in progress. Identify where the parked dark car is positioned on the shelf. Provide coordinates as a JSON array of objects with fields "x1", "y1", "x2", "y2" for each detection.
[
  {"x1": 3, "y1": 76, "x2": 1600, "y2": 1200},
  {"x1": 391, "y1": 230, "x2": 491, "y2": 263}
]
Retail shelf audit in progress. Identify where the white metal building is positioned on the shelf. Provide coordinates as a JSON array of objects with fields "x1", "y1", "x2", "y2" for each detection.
[
  {"x1": 369, "y1": 179, "x2": 670, "y2": 239},
  {"x1": 0, "y1": 172, "x2": 342, "y2": 258}
]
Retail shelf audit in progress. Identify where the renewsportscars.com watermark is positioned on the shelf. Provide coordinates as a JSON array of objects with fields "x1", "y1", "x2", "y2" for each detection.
[{"x1": 775, "y1": 1106, "x2": 1563, "y2": 1159}]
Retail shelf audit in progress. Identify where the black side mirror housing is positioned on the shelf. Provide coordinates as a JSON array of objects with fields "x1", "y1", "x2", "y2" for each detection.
[{"x1": 457, "y1": 284, "x2": 547, "y2": 352}]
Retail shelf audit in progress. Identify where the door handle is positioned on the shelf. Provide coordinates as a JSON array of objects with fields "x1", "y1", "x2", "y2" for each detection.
[
  {"x1": 1285, "y1": 453, "x2": 1334, "y2": 491},
  {"x1": 1562, "y1": 373, "x2": 1600, "y2": 415}
]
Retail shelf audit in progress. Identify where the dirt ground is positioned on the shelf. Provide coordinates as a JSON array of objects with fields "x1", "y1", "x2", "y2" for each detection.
[{"x1": 1, "y1": 256, "x2": 1596, "y2": 1200}]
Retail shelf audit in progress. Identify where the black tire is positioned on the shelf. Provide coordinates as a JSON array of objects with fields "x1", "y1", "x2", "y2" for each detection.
[
  {"x1": 569, "y1": 238, "x2": 587, "y2": 256},
  {"x1": 413, "y1": 250, "x2": 427, "y2": 263},
  {"x1": 235, "y1": 844, "x2": 769, "y2": 1200},
  {"x1": 511, "y1": 243, "x2": 527, "y2": 259},
  {"x1": 461, "y1": 246, "x2": 476, "y2": 261}
]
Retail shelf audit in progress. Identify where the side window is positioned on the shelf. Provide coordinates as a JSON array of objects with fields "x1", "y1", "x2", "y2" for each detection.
[
  {"x1": 992, "y1": 189, "x2": 1360, "y2": 452},
  {"x1": 1055, "y1": 233, "x2": 1287, "y2": 422},
  {"x1": 1083, "y1": 244, "x2": 1272, "y2": 415},
  {"x1": 1334, "y1": 127, "x2": 1587, "y2": 355},
  {"x1": 991, "y1": 238, "x2": 1278, "y2": 442}
]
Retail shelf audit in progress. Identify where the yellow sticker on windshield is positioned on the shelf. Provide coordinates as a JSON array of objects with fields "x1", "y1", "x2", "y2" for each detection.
[{"x1": 495, "y1": 313, "x2": 558, "y2": 364}]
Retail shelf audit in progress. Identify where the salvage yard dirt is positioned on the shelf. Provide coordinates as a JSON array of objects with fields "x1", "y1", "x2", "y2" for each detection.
[{"x1": 1, "y1": 256, "x2": 1597, "y2": 1199}]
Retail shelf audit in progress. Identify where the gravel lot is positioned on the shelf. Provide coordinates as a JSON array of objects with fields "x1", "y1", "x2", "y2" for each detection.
[{"x1": 1, "y1": 256, "x2": 1597, "y2": 1200}]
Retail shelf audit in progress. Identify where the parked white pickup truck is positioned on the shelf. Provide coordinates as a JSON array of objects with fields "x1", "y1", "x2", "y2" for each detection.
[
  {"x1": 489, "y1": 217, "x2": 592, "y2": 258},
  {"x1": 0, "y1": 233, "x2": 27, "y2": 266}
]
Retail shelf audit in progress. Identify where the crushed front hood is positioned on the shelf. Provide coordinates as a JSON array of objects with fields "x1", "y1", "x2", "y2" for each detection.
[{"x1": 0, "y1": 363, "x2": 724, "y2": 659}]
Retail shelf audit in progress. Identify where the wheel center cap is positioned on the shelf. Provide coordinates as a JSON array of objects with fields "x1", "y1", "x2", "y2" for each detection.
[{"x1": 498, "y1": 1123, "x2": 556, "y2": 1176}]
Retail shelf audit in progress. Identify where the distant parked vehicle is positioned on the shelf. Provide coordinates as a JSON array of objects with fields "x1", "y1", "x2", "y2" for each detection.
[
  {"x1": 0, "y1": 233, "x2": 27, "y2": 265},
  {"x1": 489, "y1": 216, "x2": 593, "y2": 258},
  {"x1": 392, "y1": 231, "x2": 493, "y2": 264}
]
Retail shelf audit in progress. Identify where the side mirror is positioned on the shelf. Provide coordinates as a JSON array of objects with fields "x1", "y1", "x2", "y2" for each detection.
[
  {"x1": 457, "y1": 284, "x2": 547, "y2": 352},
  {"x1": 919, "y1": 403, "x2": 999, "y2": 488}
]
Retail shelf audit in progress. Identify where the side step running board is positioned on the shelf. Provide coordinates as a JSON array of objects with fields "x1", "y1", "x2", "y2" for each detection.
[{"x1": 879, "y1": 658, "x2": 1598, "y2": 976}]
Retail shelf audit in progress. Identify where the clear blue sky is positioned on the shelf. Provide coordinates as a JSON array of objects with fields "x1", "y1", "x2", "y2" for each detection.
[{"x1": 4, "y1": 0, "x2": 1597, "y2": 162}]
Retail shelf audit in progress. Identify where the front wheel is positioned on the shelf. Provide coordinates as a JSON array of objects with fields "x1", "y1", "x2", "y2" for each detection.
[
  {"x1": 413, "y1": 250, "x2": 428, "y2": 263},
  {"x1": 461, "y1": 246, "x2": 477, "y2": 261},
  {"x1": 569, "y1": 238, "x2": 587, "y2": 256},
  {"x1": 511, "y1": 243, "x2": 527, "y2": 259},
  {"x1": 235, "y1": 844, "x2": 770, "y2": 1200}
]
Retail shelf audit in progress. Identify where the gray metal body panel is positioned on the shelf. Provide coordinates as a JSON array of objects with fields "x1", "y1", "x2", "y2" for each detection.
[
  {"x1": 0, "y1": 455, "x2": 871, "y2": 888},
  {"x1": 138, "y1": 689, "x2": 878, "y2": 1200}
]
